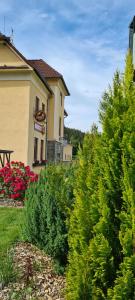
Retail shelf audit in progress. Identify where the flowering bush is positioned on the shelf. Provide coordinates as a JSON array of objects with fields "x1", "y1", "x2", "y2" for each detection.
[{"x1": 0, "y1": 161, "x2": 38, "y2": 201}]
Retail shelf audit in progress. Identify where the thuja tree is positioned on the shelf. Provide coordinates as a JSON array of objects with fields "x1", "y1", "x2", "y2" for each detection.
[
  {"x1": 107, "y1": 53, "x2": 135, "y2": 299},
  {"x1": 66, "y1": 125, "x2": 101, "y2": 299},
  {"x1": 66, "y1": 73, "x2": 125, "y2": 299},
  {"x1": 66, "y1": 52, "x2": 135, "y2": 299}
]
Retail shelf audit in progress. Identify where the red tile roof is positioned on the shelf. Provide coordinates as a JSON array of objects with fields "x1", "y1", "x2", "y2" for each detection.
[
  {"x1": 0, "y1": 34, "x2": 69, "y2": 96},
  {"x1": 28, "y1": 59, "x2": 70, "y2": 96},
  {"x1": 28, "y1": 59, "x2": 62, "y2": 78}
]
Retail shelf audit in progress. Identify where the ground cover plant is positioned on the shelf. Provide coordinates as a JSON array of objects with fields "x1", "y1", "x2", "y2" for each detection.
[
  {"x1": 66, "y1": 52, "x2": 135, "y2": 299},
  {"x1": 0, "y1": 207, "x2": 24, "y2": 285},
  {"x1": 0, "y1": 161, "x2": 38, "y2": 201}
]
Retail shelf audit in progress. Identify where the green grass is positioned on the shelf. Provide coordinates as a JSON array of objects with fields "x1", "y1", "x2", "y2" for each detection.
[
  {"x1": 0, "y1": 207, "x2": 24, "y2": 254},
  {"x1": 0, "y1": 207, "x2": 24, "y2": 285}
]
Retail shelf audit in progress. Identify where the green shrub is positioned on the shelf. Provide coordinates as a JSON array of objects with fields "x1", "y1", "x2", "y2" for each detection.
[
  {"x1": 24, "y1": 163, "x2": 76, "y2": 273},
  {"x1": 0, "y1": 249, "x2": 17, "y2": 286}
]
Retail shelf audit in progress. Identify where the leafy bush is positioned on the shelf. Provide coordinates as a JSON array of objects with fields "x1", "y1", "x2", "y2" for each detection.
[
  {"x1": 24, "y1": 163, "x2": 76, "y2": 273},
  {"x1": 0, "y1": 161, "x2": 38, "y2": 201}
]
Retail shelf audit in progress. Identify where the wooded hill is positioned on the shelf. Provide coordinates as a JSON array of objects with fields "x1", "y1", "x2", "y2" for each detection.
[{"x1": 64, "y1": 126, "x2": 85, "y2": 156}]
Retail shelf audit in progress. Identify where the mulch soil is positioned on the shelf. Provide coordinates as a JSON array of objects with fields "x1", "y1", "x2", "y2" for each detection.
[{"x1": 0, "y1": 243, "x2": 66, "y2": 300}]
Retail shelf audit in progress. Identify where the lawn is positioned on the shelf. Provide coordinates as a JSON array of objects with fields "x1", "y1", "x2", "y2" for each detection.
[{"x1": 0, "y1": 207, "x2": 24, "y2": 254}]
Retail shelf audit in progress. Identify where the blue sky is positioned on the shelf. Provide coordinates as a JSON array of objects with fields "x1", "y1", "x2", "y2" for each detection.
[{"x1": 0, "y1": 0, "x2": 134, "y2": 131}]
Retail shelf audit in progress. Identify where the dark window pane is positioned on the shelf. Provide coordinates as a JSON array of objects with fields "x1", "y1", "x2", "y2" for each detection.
[
  {"x1": 59, "y1": 117, "x2": 61, "y2": 137},
  {"x1": 42, "y1": 103, "x2": 45, "y2": 112},
  {"x1": 40, "y1": 140, "x2": 44, "y2": 161},
  {"x1": 34, "y1": 137, "x2": 38, "y2": 161},
  {"x1": 35, "y1": 97, "x2": 39, "y2": 112}
]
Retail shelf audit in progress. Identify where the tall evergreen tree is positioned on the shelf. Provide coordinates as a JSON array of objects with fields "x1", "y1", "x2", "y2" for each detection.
[
  {"x1": 66, "y1": 125, "x2": 101, "y2": 299},
  {"x1": 66, "y1": 52, "x2": 135, "y2": 299},
  {"x1": 107, "y1": 52, "x2": 135, "y2": 299},
  {"x1": 86, "y1": 70, "x2": 125, "y2": 299}
]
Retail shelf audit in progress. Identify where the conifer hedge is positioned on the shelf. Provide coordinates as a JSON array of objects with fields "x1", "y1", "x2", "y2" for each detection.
[{"x1": 66, "y1": 52, "x2": 135, "y2": 299}]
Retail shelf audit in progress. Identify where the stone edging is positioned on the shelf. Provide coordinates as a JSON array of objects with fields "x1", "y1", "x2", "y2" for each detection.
[{"x1": 0, "y1": 198, "x2": 23, "y2": 207}]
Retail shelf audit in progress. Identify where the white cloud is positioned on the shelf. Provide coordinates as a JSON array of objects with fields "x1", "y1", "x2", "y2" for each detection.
[
  {"x1": 0, "y1": 0, "x2": 131, "y2": 131},
  {"x1": 17, "y1": 9, "x2": 53, "y2": 29},
  {"x1": 16, "y1": 23, "x2": 126, "y2": 131},
  {"x1": 32, "y1": 33, "x2": 125, "y2": 131}
]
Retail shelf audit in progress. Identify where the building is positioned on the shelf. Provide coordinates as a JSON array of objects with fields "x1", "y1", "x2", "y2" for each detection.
[
  {"x1": 63, "y1": 143, "x2": 73, "y2": 162},
  {"x1": 129, "y1": 16, "x2": 135, "y2": 66},
  {"x1": 0, "y1": 34, "x2": 72, "y2": 170}
]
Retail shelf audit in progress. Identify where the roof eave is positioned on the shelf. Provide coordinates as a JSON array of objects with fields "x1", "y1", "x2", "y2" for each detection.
[
  {"x1": 47, "y1": 76, "x2": 70, "y2": 96},
  {"x1": 0, "y1": 36, "x2": 52, "y2": 95},
  {"x1": 64, "y1": 109, "x2": 68, "y2": 117},
  {"x1": 32, "y1": 67, "x2": 53, "y2": 95},
  {"x1": 61, "y1": 77, "x2": 70, "y2": 96}
]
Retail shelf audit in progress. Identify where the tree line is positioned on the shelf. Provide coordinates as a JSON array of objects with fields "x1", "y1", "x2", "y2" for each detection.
[{"x1": 64, "y1": 126, "x2": 85, "y2": 156}]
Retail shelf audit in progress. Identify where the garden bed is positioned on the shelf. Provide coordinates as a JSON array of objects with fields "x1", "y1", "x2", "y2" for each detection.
[{"x1": 0, "y1": 243, "x2": 65, "y2": 300}]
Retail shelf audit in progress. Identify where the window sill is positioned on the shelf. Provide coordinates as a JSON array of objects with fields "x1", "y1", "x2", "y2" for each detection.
[{"x1": 32, "y1": 160, "x2": 47, "y2": 167}]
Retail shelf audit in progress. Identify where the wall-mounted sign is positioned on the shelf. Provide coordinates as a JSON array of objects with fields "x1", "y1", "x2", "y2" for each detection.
[
  {"x1": 34, "y1": 123, "x2": 45, "y2": 134},
  {"x1": 35, "y1": 110, "x2": 46, "y2": 122}
]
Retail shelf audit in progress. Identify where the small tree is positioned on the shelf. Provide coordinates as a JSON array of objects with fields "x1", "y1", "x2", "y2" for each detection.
[{"x1": 24, "y1": 163, "x2": 75, "y2": 273}]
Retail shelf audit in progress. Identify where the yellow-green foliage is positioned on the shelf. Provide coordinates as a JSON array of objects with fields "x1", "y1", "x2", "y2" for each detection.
[
  {"x1": 66, "y1": 52, "x2": 135, "y2": 299},
  {"x1": 66, "y1": 126, "x2": 101, "y2": 299}
]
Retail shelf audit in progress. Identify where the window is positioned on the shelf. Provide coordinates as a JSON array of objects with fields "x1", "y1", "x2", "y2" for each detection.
[
  {"x1": 42, "y1": 103, "x2": 45, "y2": 112},
  {"x1": 40, "y1": 140, "x2": 44, "y2": 161},
  {"x1": 59, "y1": 117, "x2": 61, "y2": 137},
  {"x1": 35, "y1": 97, "x2": 39, "y2": 112},
  {"x1": 60, "y1": 92, "x2": 62, "y2": 107},
  {"x1": 34, "y1": 137, "x2": 38, "y2": 162}
]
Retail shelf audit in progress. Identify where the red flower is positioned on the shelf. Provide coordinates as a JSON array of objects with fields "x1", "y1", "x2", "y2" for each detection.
[
  {"x1": 0, "y1": 161, "x2": 38, "y2": 201},
  {"x1": 0, "y1": 190, "x2": 5, "y2": 194}
]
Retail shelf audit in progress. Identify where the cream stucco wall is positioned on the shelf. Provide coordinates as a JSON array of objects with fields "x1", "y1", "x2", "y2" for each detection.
[
  {"x1": 0, "y1": 42, "x2": 27, "y2": 66},
  {"x1": 63, "y1": 144, "x2": 72, "y2": 161},
  {"x1": 0, "y1": 40, "x2": 50, "y2": 170},
  {"x1": 47, "y1": 79, "x2": 65, "y2": 142},
  {"x1": 0, "y1": 39, "x2": 70, "y2": 169},
  {"x1": 47, "y1": 95, "x2": 54, "y2": 140},
  {"x1": 0, "y1": 80, "x2": 30, "y2": 164},
  {"x1": 28, "y1": 75, "x2": 49, "y2": 169},
  {"x1": 0, "y1": 73, "x2": 49, "y2": 171}
]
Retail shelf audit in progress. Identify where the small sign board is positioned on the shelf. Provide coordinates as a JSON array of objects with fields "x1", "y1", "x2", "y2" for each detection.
[{"x1": 34, "y1": 123, "x2": 45, "y2": 134}]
